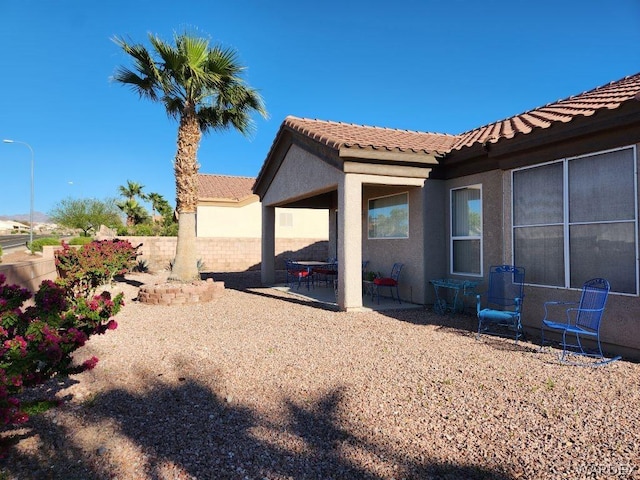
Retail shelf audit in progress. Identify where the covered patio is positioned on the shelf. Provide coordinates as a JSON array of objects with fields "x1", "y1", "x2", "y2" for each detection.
[{"x1": 253, "y1": 116, "x2": 457, "y2": 311}]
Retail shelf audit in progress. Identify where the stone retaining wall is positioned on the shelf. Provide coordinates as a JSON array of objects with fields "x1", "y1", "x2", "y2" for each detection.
[{"x1": 137, "y1": 278, "x2": 225, "y2": 305}]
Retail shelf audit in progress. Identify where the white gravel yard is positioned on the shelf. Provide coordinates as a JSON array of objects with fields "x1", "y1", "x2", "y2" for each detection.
[{"x1": 2, "y1": 271, "x2": 639, "y2": 480}]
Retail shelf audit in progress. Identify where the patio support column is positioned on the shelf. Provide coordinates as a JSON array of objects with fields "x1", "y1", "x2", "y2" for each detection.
[
  {"x1": 328, "y1": 209, "x2": 337, "y2": 259},
  {"x1": 261, "y1": 205, "x2": 276, "y2": 285},
  {"x1": 337, "y1": 173, "x2": 362, "y2": 311}
]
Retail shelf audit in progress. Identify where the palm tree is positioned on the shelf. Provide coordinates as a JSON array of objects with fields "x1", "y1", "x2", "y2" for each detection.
[
  {"x1": 118, "y1": 180, "x2": 147, "y2": 203},
  {"x1": 113, "y1": 31, "x2": 267, "y2": 281},
  {"x1": 147, "y1": 192, "x2": 168, "y2": 221},
  {"x1": 116, "y1": 198, "x2": 148, "y2": 227}
]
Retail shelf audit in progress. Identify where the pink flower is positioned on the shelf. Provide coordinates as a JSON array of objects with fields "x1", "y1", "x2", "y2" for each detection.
[
  {"x1": 106, "y1": 320, "x2": 118, "y2": 330},
  {"x1": 82, "y1": 356, "x2": 99, "y2": 370}
]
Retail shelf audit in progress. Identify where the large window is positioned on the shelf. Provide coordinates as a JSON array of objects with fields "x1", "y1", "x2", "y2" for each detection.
[
  {"x1": 451, "y1": 186, "x2": 482, "y2": 275},
  {"x1": 513, "y1": 146, "x2": 637, "y2": 294},
  {"x1": 368, "y1": 192, "x2": 409, "y2": 239}
]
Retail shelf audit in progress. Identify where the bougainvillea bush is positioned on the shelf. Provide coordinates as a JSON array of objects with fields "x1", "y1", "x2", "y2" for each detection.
[
  {"x1": 0, "y1": 273, "x2": 123, "y2": 425},
  {"x1": 55, "y1": 239, "x2": 140, "y2": 299}
]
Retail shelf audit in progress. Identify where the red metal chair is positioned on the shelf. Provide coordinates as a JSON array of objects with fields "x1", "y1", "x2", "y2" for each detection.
[{"x1": 373, "y1": 263, "x2": 403, "y2": 304}]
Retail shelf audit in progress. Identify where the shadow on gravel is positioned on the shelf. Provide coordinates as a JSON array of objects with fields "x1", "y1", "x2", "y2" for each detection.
[{"x1": 2, "y1": 378, "x2": 516, "y2": 479}]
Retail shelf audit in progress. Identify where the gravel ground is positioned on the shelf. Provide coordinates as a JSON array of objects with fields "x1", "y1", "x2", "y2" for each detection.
[{"x1": 1, "y1": 270, "x2": 639, "y2": 480}]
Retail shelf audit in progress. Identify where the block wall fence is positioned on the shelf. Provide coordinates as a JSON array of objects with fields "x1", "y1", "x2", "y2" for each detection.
[
  {"x1": 98, "y1": 235, "x2": 329, "y2": 273},
  {"x1": 1, "y1": 237, "x2": 328, "y2": 292}
]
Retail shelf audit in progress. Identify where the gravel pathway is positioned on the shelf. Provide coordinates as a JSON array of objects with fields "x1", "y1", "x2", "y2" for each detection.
[{"x1": 2, "y1": 271, "x2": 639, "y2": 479}]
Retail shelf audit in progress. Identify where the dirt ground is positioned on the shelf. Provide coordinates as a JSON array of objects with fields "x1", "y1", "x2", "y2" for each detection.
[{"x1": 0, "y1": 250, "x2": 42, "y2": 265}]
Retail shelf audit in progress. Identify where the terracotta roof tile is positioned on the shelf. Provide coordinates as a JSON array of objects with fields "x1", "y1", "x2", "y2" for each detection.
[
  {"x1": 283, "y1": 116, "x2": 458, "y2": 156},
  {"x1": 197, "y1": 174, "x2": 256, "y2": 201},
  {"x1": 451, "y1": 72, "x2": 640, "y2": 150}
]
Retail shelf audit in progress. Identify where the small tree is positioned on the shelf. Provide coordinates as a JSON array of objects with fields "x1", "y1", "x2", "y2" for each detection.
[{"x1": 49, "y1": 198, "x2": 123, "y2": 237}]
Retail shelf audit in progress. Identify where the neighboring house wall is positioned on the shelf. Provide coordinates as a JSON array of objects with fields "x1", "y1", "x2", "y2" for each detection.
[{"x1": 197, "y1": 200, "x2": 329, "y2": 239}]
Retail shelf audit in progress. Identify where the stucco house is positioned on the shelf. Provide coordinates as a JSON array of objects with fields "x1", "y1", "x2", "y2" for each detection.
[
  {"x1": 195, "y1": 174, "x2": 328, "y2": 270},
  {"x1": 253, "y1": 72, "x2": 640, "y2": 359}
]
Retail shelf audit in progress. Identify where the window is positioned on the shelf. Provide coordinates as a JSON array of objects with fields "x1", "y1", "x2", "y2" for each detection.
[
  {"x1": 368, "y1": 193, "x2": 409, "y2": 239},
  {"x1": 451, "y1": 186, "x2": 482, "y2": 275},
  {"x1": 513, "y1": 146, "x2": 637, "y2": 294},
  {"x1": 279, "y1": 212, "x2": 293, "y2": 227}
]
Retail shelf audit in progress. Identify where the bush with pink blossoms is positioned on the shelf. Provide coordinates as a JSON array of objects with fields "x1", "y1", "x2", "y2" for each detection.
[
  {"x1": 55, "y1": 239, "x2": 140, "y2": 300},
  {"x1": 0, "y1": 273, "x2": 123, "y2": 425}
]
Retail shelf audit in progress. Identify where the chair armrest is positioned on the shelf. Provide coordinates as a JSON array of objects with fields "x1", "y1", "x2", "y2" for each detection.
[
  {"x1": 476, "y1": 293, "x2": 483, "y2": 316},
  {"x1": 543, "y1": 301, "x2": 578, "y2": 324},
  {"x1": 514, "y1": 297, "x2": 523, "y2": 313}
]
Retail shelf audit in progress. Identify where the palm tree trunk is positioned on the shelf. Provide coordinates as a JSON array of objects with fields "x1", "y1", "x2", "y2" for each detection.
[{"x1": 168, "y1": 108, "x2": 201, "y2": 282}]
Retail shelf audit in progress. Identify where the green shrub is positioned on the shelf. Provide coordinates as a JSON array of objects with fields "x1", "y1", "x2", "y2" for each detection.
[
  {"x1": 0, "y1": 245, "x2": 3, "y2": 262},
  {"x1": 29, "y1": 237, "x2": 61, "y2": 253},
  {"x1": 160, "y1": 222, "x2": 178, "y2": 236},
  {"x1": 68, "y1": 236, "x2": 94, "y2": 246},
  {"x1": 131, "y1": 223, "x2": 155, "y2": 236}
]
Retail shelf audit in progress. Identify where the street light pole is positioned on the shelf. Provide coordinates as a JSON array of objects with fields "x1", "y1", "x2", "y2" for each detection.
[{"x1": 3, "y1": 139, "x2": 35, "y2": 252}]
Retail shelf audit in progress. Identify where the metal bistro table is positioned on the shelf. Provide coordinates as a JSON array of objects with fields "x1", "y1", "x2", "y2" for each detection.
[{"x1": 430, "y1": 278, "x2": 480, "y2": 315}]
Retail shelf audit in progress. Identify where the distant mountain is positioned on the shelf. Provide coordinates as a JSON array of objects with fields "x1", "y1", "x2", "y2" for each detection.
[{"x1": 0, "y1": 212, "x2": 50, "y2": 223}]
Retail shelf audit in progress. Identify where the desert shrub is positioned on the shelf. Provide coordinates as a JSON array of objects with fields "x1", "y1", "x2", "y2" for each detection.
[
  {"x1": 54, "y1": 239, "x2": 141, "y2": 299},
  {"x1": 28, "y1": 237, "x2": 61, "y2": 253},
  {"x1": 133, "y1": 258, "x2": 149, "y2": 273},
  {"x1": 68, "y1": 236, "x2": 94, "y2": 246}
]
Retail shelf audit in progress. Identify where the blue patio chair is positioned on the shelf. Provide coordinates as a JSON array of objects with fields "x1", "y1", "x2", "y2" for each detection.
[
  {"x1": 541, "y1": 278, "x2": 620, "y2": 365},
  {"x1": 285, "y1": 260, "x2": 313, "y2": 290},
  {"x1": 476, "y1": 265, "x2": 525, "y2": 341},
  {"x1": 373, "y1": 263, "x2": 403, "y2": 304}
]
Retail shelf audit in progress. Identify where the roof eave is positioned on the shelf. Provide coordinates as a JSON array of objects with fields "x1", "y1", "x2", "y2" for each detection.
[{"x1": 338, "y1": 146, "x2": 441, "y2": 165}]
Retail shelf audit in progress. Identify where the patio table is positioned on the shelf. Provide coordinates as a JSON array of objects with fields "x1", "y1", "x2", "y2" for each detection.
[
  {"x1": 430, "y1": 278, "x2": 480, "y2": 315},
  {"x1": 289, "y1": 261, "x2": 333, "y2": 290}
]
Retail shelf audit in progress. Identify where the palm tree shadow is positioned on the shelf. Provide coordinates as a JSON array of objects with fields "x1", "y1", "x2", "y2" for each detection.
[
  {"x1": 2, "y1": 377, "x2": 516, "y2": 479},
  {"x1": 81, "y1": 379, "x2": 513, "y2": 479}
]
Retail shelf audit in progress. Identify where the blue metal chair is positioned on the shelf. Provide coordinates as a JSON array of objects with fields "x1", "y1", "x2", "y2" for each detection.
[
  {"x1": 285, "y1": 260, "x2": 313, "y2": 290},
  {"x1": 373, "y1": 263, "x2": 403, "y2": 304},
  {"x1": 476, "y1": 265, "x2": 525, "y2": 341},
  {"x1": 541, "y1": 278, "x2": 620, "y2": 365}
]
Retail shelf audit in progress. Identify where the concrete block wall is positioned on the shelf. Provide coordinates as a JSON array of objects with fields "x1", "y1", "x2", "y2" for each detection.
[
  {"x1": 0, "y1": 257, "x2": 57, "y2": 293},
  {"x1": 108, "y1": 236, "x2": 328, "y2": 273}
]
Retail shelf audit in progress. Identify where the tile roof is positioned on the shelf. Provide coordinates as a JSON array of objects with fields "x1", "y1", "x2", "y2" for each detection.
[
  {"x1": 197, "y1": 174, "x2": 256, "y2": 201},
  {"x1": 282, "y1": 116, "x2": 458, "y2": 156},
  {"x1": 278, "y1": 73, "x2": 640, "y2": 157},
  {"x1": 451, "y1": 72, "x2": 640, "y2": 150}
]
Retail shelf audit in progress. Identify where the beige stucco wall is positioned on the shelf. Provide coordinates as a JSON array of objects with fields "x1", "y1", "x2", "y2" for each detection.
[
  {"x1": 262, "y1": 144, "x2": 340, "y2": 207},
  {"x1": 197, "y1": 200, "x2": 328, "y2": 239},
  {"x1": 362, "y1": 185, "x2": 427, "y2": 304}
]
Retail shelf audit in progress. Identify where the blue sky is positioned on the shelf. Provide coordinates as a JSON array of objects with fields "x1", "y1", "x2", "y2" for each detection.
[{"x1": 1, "y1": 0, "x2": 639, "y2": 217}]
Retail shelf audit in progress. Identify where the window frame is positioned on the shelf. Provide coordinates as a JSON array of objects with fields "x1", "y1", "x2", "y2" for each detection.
[
  {"x1": 450, "y1": 184, "x2": 483, "y2": 277},
  {"x1": 367, "y1": 192, "x2": 409, "y2": 240},
  {"x1": 511, "y1": 145, "x2": 638, "y2": 295}
]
